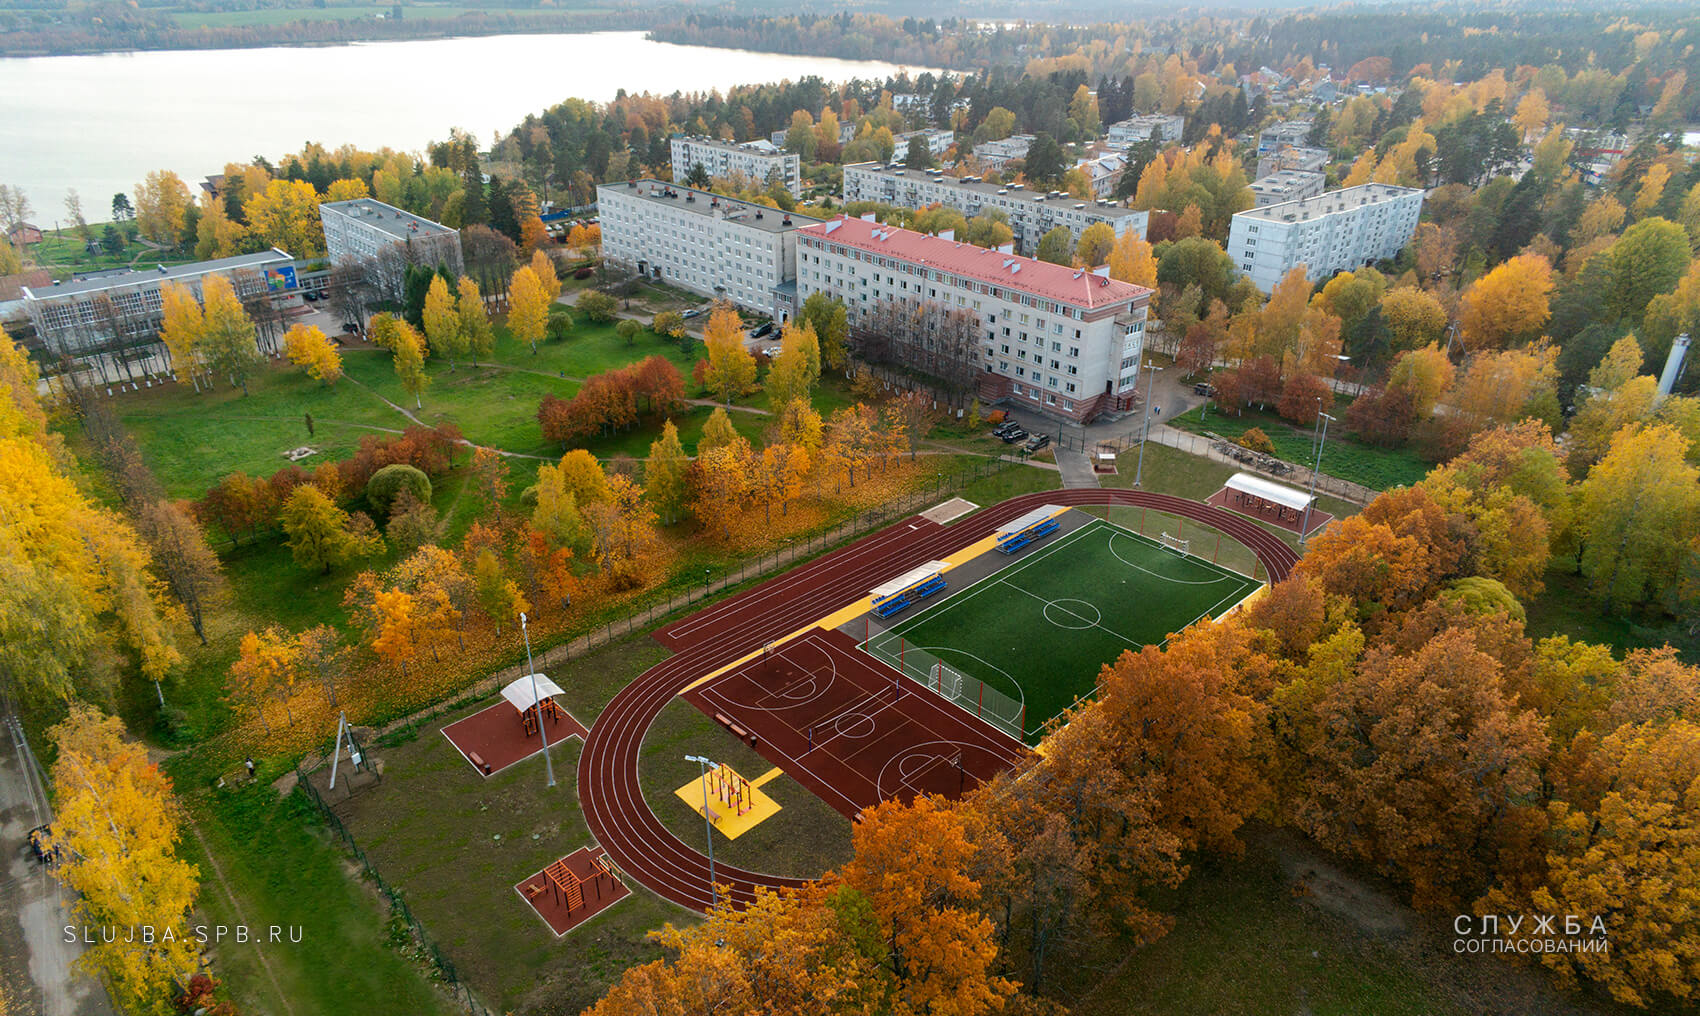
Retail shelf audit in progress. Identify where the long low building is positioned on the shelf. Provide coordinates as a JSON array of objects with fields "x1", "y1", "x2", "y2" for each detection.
[
  {"x1": 795, "y1": 215, "x2": 1153, "y2": 423},
  {"x1": 842, "y1": 162, "x2": 1147, "y2": 258},
  {"x1": 1227, "y1": 183, "x2": 1424, "y2": 292},
  {"x1": 23, "y1": 249, "x2": 296, "y2": 357},
  {"x1": 1249, "y1": 170, "x2": 1326, "y2": 207},
  {"x1": 1106, "y1": 114, "x2": 1185, "y2": 148},
  {"x1": 597, "y1": 180, "x2": 821, "y2": 318},
  {"x1": 671, "y1": 136, "x2": 801, "y2": 196}
]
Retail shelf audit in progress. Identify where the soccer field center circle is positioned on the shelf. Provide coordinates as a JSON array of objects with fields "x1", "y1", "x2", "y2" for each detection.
[{"x1": 1041, "y1": 597, "x2": 1102, "y2": 630}]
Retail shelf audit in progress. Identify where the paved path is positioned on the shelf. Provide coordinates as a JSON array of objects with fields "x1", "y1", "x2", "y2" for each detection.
[
  {"x1": 1054, "y1": 448, "x2": 1101, "y2": 488},
  {"x1": 0, "y1": 715, "x2": 115, "y2": 1016}
]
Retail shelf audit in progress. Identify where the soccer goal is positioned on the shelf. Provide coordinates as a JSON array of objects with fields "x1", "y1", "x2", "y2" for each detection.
[{"x1": 1159, "y1": 531, "x2": 1191, "y2": 556}]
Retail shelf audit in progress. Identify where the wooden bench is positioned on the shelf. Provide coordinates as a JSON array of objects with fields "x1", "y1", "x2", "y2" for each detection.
[
  {"x1": 700, "y1": 804, "x2": 721, "y2": 823},
  {"x1": 713, "y1": 712, "x2": 732, "y2": 728},
  {"x1": 467, "y1": 751, "x2": 491, "y2": 774},
  {"x1": 728, "y1": 722, "x2": 749, "y2": 739}
]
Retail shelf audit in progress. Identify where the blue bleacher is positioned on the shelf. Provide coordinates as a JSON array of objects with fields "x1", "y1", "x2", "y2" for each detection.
[
  {"x1": 870, "y1": 573, "x2": 948, "y2": 618},
  {"x1": 995, "y1": 517, "x2": 1060, "y2": 554}
]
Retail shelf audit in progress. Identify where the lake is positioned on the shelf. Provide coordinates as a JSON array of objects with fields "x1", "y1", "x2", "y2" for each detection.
[{"x1": 0, "y1": 32, "x2": 931, "y2": 215}]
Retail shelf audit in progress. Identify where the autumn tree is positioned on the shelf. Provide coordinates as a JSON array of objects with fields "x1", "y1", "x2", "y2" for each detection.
[
  {"x1": 1106, "y1": 231, "x2": 1159, "y2": 297},
  {"x1": 530, "y1": 459, "x2": 585, "y2": 551},
  {"x1": 280, "y1": 485, "x2": 380, "y2": 574},
  {"x1": 243, "y1": 178, "x2": 323, "y2": 256},
  {"x1": 1379, "y1": 286, "x2": 1448, "y2": 352},
  {"x1": 421, "y1": 274, "x2": 465, "y2": 367},
  {"x1": 645, "y1": 420, "x2": 689, "y2": 525},
  {"x1": 473, "y1": 549, "x2": 527, "y2": 634},
  {"x1": 136, "y1": 500, "x2": 222, "y2": 644},
  {"x1": 1458, "y1": 254, "x2": 1553, "y2": 351},
  {"x1": 766, "y1": 321, "x2": 820, "y2": 409},
  {"x1": 507, "y1": 264, "x2": 550, "y2": 354},
  {"x1": 1075, "y1": 222, "x2": 1117, "y2": 267},
  {"x1": 691, "y1": 443, "x2": 751, "y2": 536},
  {"x1": 157, "y1": 282, "x2": 206, "y2": 391},
  {"x1": 198, "y1": 274, "x2": 261, "y2": 395},
  {"x1": 1577, "y1": 424, "x2": 1700, "y2": 609},
  {"x1": 703, "y1": 303, "x2": 757, "y2": 404},
  {"x1": 1605, "y1": 217, "x2": 1692, "y2": 326},
  {"x1": 46, "y1": 705, "x2": 201, "y2": 1013},
  {"x1": 390, "y1": 316, "x2": 430, "y2": 409},
  {"x1": 134, "y1": 169, "x2": 192, "y2": 246},
  {"x1": 801, "y1": 292, "x2": 850, "y2": 372},
  {"x1": 456, "y1": 276, "x2": 495, "y2": 365},
  {"x1": 283, "y1": 323, "x2": 342, "y2": 385}
]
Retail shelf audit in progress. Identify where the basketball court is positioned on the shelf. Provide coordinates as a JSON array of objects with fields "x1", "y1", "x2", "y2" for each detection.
[{"x1": 682, "y1": 628, "x2": 1029, "y2": 818}]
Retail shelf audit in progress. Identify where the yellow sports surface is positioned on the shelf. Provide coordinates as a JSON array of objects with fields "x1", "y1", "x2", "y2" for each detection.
[{"x1": 673, "y1": 764, "x2": 781, "y2": 840}]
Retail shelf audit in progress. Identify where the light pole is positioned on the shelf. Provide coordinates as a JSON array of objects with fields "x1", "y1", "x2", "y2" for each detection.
[
  {"x1": 685, "y1": 754, "x2": 718, "y2": 909},
  {"x1": 1444, "y1": 319, "x2": 1461, "y2": 359},
  {"x1": 1299, "y1": 412, "x2": 1334, "y2": 543},
  {"x1": 520, "y1": 612, "x2": 555, "y2": 788},
  {"x1": 1132, "y1": 360, "x2": 1164, "y2": 488},
  {"x1": 703, "y1": 567, "x2": 710, "y2": 594}
]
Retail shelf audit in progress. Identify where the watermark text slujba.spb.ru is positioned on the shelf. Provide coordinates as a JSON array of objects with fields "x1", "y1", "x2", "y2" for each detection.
[
  {"x1": 1454, "y1": 913, "x2": 1609, "y2": 954},
  {"x1": 65, "y1": 925, "x2": 304, "y2": 945}
]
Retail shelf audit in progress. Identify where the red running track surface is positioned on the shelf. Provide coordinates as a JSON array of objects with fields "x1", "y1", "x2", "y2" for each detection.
[{"x1": 578, "y1": 489, "x2": 1299, "y2": 913}]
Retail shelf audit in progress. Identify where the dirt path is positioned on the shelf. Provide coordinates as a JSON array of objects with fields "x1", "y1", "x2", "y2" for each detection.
[{"x1": 182, "y1": 808, "x2": 298, "y2": 1016}]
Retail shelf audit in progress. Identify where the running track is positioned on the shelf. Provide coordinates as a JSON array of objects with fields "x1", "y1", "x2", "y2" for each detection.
[{"x1": 578, "y1": 489, "x2": 1300, "y2": 912}]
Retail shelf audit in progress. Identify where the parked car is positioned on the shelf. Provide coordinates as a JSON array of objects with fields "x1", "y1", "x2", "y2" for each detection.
[
  {"x1": 999, "y1": 426, "x2": 1029, "y2": 444},
  {"x1": 762, "y1": 346, "x2": 783, "y2": 357},
  {"x1": 682, "y1": 307, "x2": 704, "y2": 319},
  {"x1": 992, "y1": 421, "x2": 1022, "y2": 438},
  {"x1": 1194, "y1": 382, "x2": 1217, "y2": 397},
  {"x1": 748, "y1": 321, "x2": 774, "y2": 338},
  {"x1": 1024, "y1": 433, "x2": 1051, "y2": 453}
]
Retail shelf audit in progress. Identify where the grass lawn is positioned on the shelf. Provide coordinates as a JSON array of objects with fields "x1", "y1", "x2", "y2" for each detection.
[
  {"x1": 1169, "y1": 405, "x2": 1429, "y2": 492},
  {"x1": 27, "y1": 223, "x2": 194, "y2": 276},
  {"x1": 867, "y1": 519, "x2": 1260, "y2": 741},
  {"x1": 176, "y1": 782, "x2": 457, "y2": 1016},
  {"x1": 1524, "y1": 566, "x2": 1699, "y2": 663}
]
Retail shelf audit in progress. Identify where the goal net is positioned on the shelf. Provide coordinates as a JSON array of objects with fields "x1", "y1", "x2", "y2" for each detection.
[{"x1": 1159, "y1": 531, "x2": 1190, "y2": 556}]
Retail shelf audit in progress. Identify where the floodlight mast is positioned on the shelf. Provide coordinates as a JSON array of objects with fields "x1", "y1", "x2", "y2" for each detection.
[
  {"x1": 685, "y1": 754, "x2": 718, "y2": 908},
  {"x1": 521, "y1": 612, "x2": 555, "y2": 788}
]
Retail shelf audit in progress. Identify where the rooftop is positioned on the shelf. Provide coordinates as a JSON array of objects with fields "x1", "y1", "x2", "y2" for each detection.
[
  {"x1": 1236, "y1": 183, "x2": 1422, "y2": 223},
  {"x1": 22, "y1": 249, "x2": 294, "y2": 300},
  {"x1": 320, "y1": 199, "x2": 457, "y2": 240},
  {"x1": 845, "y1": 163, "x2": 1145, "y2": 220},
  {"x1": 673, "y1": 135, "x2": 792, "y2": 156},
  {"x1": 599, "y1": 180, "x2": 822, "y2": 234},
  {"x1": 1249, "y1": 170, "x2": 1324, "y2": 194},
  {"x1": 800, "y1": 215, "x2": 1150, "y2": 311}
]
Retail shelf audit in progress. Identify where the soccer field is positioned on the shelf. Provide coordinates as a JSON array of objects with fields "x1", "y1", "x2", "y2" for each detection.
[{"x1": 862, "y1": 518, "x2": 1262, "y2": 743}]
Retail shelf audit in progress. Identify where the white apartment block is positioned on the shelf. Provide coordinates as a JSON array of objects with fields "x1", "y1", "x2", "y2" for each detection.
[
  {"x1": 1255, "y1": 143, "x2": 1329, "y2": 180},
  {"x1": 972, "y1": 134, "x2": 1034, "y2": 168},
  {"x1": 1257, "y1": 120, "x2": 1314, "y2": 158},
  {"x1": 597, "y1": 180, "x2": 821, "y2": 318},
  {"x1": 319, "y1": 198, "x2": 463, "y2": 300},
  {"x1": 670, "y1": 136, "x2": 802, "y2": 196},
  {"x1": 23, "y1": 249, "x2": 295, "y2": 357},
  {"x1": 1227, "y1": 183, "x2": 1424, "y2": 292},
  {"x1": 794, "y1": 215, "x2": 1153, "y2": 423},
  {"x1": 842, "y1": 163, "x2": 1147, "y2": 258},
  {"x1": 1106, "y1": 114, "x2": 1186, "y2": 149},
  {"x1": 1073, "y1": 153, "x2": 1128, "y2": 199},
  {"x1": 1249, "y1": 170, "x2": 1326, "y2": 207},
  {"x1": 894, "y1": 128, "x2": 955, "y2": 160}
]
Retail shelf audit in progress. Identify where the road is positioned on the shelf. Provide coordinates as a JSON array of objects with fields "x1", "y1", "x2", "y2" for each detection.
[{"x1": 0, "y1": 715, "x2": 115, "y2": 1016}]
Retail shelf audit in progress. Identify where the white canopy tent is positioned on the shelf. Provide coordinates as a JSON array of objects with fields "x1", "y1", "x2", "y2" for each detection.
[
  {"x1": 501, "y1": 674, "x2": 565, "y2": 713},
  {"x1": 1224, "y1": 472, "x2": 1312, "y2": 512}
]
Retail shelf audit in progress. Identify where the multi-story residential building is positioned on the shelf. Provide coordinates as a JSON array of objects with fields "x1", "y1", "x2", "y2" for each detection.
[
  {"x1": 841, "y1": 163, "x2": 1148, "y2": 257},
  {"x1": 972, "y1": 134, "x2": 1035, "y2": 169},
  {"x1": 1227, "y1": 183, "x2": 1424, "y2": 292},
  {"x1": 794, "y1": 215, "x2": 1153, "y2": 423},
  {"x1": 1249, "y1": 170, "x2": 1326, "y2": 207},
  {"x1": 1254, "y1": 143, "x2": 1329, "y2": 180},
  {"x1": 1105, "y1": 114, "x2": 1186, "y2": 149},
  {"x1": 597, "y1": 180, "x2": 822, "y2": 318},
  {"x1": 893, "y1": 128, "x2": 955, "y2": 160},
  {"x1": 1257, "y1": 120, "x2": 1315, "y2": 158},
  {"x1": 23, "y1": 249, "x2": 295, "y2": 357},
  {"x1": 319, "y1": 198, "x2": 463, "y2": 300},
  {"x1": 670, "y1": 135, "x2": 802, "y2": 196},
  {"x1": 1073, "y1": 153, "x2": 1128, "y2": 199}
]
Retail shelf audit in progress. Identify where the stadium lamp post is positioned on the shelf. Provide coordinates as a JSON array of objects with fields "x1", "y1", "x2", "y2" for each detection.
[
  {"x1": 520, "y1": 612, "x2": 555, "y2": 788},
  {"x1": 1300, "y1": 412, "x2": 1335, "y2": 544},
  {"x1": 1132, "y1": 360, "x2": 1164, "y2": 488},
  {"x1": 684, "y1": 754, "x2": 718, "y2": 909}
]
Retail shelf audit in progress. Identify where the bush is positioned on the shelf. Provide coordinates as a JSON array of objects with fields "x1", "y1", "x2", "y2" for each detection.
[
  {"x1": 1237, "y1": 428, "x2": 1276, "y2": 455},
  {"x1": 578, "y1": 290, "x2": 618, "y2": 323},
  {"x1": 573, "y1": 267, "x2": 593, "y2": 280},
  {"x1": 365, "y1": 463, "x2": 432, "y2": 518}
]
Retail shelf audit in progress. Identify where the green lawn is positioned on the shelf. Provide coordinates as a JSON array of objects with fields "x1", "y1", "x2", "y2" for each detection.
[
  {"x1": 866, "y1": 518, "x2": 1260, "y2": 741},
  {"x1": 1524, "y1": 566, "x2": 1700, "y2": 663},
  {"x1": 176, "y1": 782, "x2": 457, "y2": 1016},
  {"x1": 26, "y1": 223, "x2": 193, "y2": 276},
  {"x1": 1169, "y1": 405, "x2": 1429, "y2": 492}
]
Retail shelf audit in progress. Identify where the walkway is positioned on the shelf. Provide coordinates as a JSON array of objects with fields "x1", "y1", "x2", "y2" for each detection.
[
  {"x1": 1054, "y1": 448, "x2": 1101, "y2": 488},
  {"x1": 578, "y1": 489, "x2": 1299, "y2": 913}
]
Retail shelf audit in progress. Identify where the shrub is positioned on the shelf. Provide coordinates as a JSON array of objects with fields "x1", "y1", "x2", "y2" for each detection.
[
  {"x1": 578, "y1": 290, "x2": 618, "y2": 323},
  {"x1": 573, "y1": 267, "x2": 593, "y2": 280},
  {"x1": 365, "y1": 463, "x2": 432, "y2": 518},
  {"x1": 1238, "y1": 428, "x2": 1276, "y2": 456}
]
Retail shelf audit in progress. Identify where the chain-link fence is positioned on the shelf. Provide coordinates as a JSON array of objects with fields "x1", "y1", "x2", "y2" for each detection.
[
  {"x1": 294, "y1": 771, "x2": 497, "y2": 1016},
  {"x1": 1053, "y1": 424, "x2": 1377, "y2": 505}
]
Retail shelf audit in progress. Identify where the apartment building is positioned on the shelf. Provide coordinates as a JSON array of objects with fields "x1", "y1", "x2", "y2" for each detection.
[
  {"x1": 1248, "y1": 170, "x2": 1326, "y2": 207},
  {"x1": 972, "y1": 134, "x2": 1035, "y2": 169},
  {"x1": 794, "y1": 215, "x2": 1153, "y2": 423},
  {"x1": 23, "y1": 249, "x2": 296, "y2": 357},
  {"x1": 841, "y1": 163, "x2": 1147, "y2": 257},
  {"x1": 1106, "y1": 114, "x2": 1186, "y2": 149},
  {"x1": 319, "y1": 198, "x2": 463, "y2": 300},
  {"x1": 1257, "y1": 120, "x2": 1315, "y2": 158},
  {"x1": 893, "y1": 128, "x2": 955, "y2": 160},
  {"x1": 670, "y1": 135, "x2": 802, "y2": 196},
  {"x1": 1226, "y1": 183, "x2": 1424, "y2": 292},
  {"x1": 597, "y1": 180, "x2": 821, "y2": 318},
  {"x1": 1255, "y1": 143, "x2": 1330, "y2": 180},
  {"x1": 1073, "y1": 152, "x2": 1129, "y2": 199}
]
